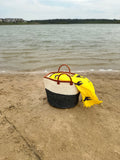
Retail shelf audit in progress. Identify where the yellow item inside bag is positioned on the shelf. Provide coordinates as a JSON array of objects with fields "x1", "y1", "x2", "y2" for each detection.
[{"x1": 49, "y1": 73, "x2": 103, "y2": 107}]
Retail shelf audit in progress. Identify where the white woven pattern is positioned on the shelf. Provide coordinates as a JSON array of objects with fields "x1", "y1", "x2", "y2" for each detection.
[{"x1": 44, "y1": 78, "x2": 79, "y2": 95}]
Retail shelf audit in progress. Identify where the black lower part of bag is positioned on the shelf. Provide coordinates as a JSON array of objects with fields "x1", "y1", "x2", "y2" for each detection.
[{"x1": 45, "y1": 89, "x2": 80, "y2": 109}]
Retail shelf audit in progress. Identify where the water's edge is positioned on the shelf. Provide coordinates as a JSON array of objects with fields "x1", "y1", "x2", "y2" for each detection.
[{"x1": 0, "y1": 69, "x2": 119, "y2": 75}]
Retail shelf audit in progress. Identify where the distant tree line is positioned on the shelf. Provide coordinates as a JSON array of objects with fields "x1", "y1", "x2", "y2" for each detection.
[
  {"x1": 28, "y1": 19, "x2": 120, "y2": 24},
  {"x1": 0, "y1": 18, "x2": 120, "y2": 25}
]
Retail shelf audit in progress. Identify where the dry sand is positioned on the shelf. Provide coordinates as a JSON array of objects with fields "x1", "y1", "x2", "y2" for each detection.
[{"x1": 0, "y1": 72, "x2": 120, "y2": 160}]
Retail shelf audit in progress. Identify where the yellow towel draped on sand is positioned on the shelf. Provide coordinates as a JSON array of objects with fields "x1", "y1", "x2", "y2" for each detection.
[{"x1": 49, "y1": 73, "x2": 103, "y2": 107}]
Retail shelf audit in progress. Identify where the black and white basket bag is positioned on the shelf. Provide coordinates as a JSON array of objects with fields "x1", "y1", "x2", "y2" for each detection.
[{"x1": 44, "y1": 64, "x2": 80, "y2": 109}]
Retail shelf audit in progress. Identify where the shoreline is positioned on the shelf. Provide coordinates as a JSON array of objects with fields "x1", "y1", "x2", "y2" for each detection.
[
  {"x1": 0, "y1": 69, "x2": 119, "y2": 74},
  {"x1": 0, "y1": 72, "x2": 120, "y2": 160},
  {"x1": 1, "y1": 18, "x2": 120, "y2": 25}
]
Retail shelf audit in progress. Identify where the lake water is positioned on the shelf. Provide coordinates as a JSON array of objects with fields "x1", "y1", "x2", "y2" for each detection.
[{"x1": 0, "y1": 24, "x2": 120, "y2": 73}]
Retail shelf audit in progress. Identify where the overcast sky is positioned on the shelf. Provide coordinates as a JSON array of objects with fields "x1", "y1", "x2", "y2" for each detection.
[{"x1": 0, "y1": 0, "x2": 120, "y2": 20}]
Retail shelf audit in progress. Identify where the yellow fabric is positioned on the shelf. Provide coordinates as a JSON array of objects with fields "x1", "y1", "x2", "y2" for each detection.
[{"x1": 49, "y1": 73, "x2": 103, "y2": 107}]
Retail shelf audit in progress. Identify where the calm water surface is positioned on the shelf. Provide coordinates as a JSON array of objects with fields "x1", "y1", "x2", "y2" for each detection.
[{"x1": 0, "y1": 24, "x2": 120, "y2": 73}]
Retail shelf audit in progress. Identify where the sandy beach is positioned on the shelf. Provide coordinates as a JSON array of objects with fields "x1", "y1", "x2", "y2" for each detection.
[{"x1": 0, "y1": 72, "x2": 120, "y2": 160}]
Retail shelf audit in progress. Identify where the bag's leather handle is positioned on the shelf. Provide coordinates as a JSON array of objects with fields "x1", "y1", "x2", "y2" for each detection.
[
  {"x1": 58, "y1": 64, "x2": 71, "y2": 73},
  {"x1": 57, "y1": 73, "x2": 73, "y2": 85}
]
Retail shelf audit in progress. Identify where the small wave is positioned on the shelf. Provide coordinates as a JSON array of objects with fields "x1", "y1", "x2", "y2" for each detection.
[
  {"x1": 98, "y1": 69, "x2": 119, "y2": 72},
  {"x1": 0, "y1": 70, "x2": 46, "y2": 74},
  {"x1": 0, "y1": 70, "x2": 6, "y2": 73},
  {"x1": 76, "y1": 69, "x2": 120, "y2": 73}
]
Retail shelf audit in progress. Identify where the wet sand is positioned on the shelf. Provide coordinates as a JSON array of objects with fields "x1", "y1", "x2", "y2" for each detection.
[{"x1": 0, "y1": 72, "x2": 120, "y2": 160}]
